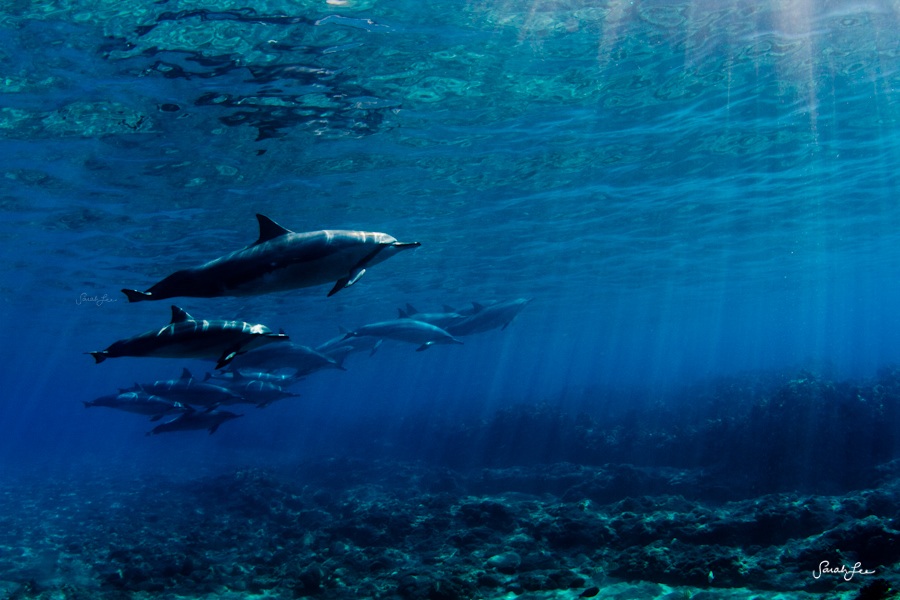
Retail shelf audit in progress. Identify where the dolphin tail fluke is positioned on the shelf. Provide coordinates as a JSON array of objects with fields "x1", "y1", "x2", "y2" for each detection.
[
  {"x1": 88, "y1": 351, "x2": 108, "y2": 364},
  {"x1": 121, "y1": 288, "x2": 153, "y2": 303}
]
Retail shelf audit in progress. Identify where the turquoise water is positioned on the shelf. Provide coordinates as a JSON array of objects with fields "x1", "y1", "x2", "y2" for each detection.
[{"x1": 2, "y1": 1, "x2": 900, "y2": 598}]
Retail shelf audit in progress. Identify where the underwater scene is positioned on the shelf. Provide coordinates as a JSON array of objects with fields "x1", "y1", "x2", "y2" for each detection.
[{"x1": 2, "y1": 0, "x2": 900, "y2": 598}]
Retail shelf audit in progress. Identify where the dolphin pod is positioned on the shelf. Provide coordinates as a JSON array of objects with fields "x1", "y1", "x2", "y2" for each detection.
[
  {"x1": 86, "y1": 211, "x2": 531, "y2": 436},
  {"x1": 85, "y1": 297, "x2": 528, "y2": 435},
  {"x1": 121, "y1": 214, "x2": 420, "y2": 302}
]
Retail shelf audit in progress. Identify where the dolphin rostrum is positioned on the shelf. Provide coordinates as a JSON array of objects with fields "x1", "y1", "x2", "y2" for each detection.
[
  {"x1": 121, "y1": 214, "x2": 420, "y2": 301},
  {"x1": 87, "y1": 306, "x2": 289, "y2": 369}
]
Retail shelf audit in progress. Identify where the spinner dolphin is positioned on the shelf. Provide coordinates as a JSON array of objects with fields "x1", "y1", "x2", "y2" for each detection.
[
  {"x1": 122, "y1": 214, "x2": 420, "y2": 301},
  {"x1": 87, "y1": 306, "x2": 288, "y2": 369}
]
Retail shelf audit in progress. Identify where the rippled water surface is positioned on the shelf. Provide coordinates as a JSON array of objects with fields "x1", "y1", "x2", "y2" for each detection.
[{"x1": 3, "y1": 0, "x2": 900, "y2": 436}]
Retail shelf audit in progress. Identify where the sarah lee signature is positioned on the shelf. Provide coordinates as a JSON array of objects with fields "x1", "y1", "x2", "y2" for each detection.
[
  {"x1": 76, "y1": 292, "x2": 118, "y2": 307},
  {"x1": 813, "y1": 560, "x2": 876, "y2": 581}
]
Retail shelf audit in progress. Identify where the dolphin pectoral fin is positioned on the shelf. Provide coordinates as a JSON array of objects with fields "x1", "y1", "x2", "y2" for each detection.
[
  {"x1": 216, "y1": 346, "x2": 244, "y2": 369},
  {"x1": 328, "y1": 277, "x2": 349, "y2": 297},
  {"x1": 346, "y1": 268, "x2": 366, "y2": 287},
  {"x1": 416, "y1": 342, "x2": 433, "y2": 352},
  {"x1": 370, "y1": 339, "x2": 383, "y2": 356},
  {"x1": 328, "y1": 268, "x2": 367, "y2": 296},
  {"x1": 122, "y1": 289, "x2": 153, "y2": 303},
  {"x1": 150, "y1": 414, "x2": 164, "y2": 422},
  {"x1": 88, "y1": 351, "x2": 108, "y2": 364},
  {"x1": 208, "y1": 424, "x2": 220, "y2": 435}
]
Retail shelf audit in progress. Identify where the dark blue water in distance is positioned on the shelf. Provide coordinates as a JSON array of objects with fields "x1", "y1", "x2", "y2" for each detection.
[{"x1": 2, "y1": 1, "x2": 900, "y2": 598}]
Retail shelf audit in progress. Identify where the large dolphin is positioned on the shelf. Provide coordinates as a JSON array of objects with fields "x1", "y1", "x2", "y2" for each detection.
[
  {"x1": 88, "y1": 306, "x2": 288, "y2": 369},
  {"x1": 122, "y1": 214, "x2": 420, "y2": 301},
  {"x1": 83, "y1": 391, "x2": 190, "y2": 421},
  {"x1": 343, "y1": 319, "x2": 463, "y2": 352},
  {"x1": 147, "y1": 408, "x2": 243, "y2": 435}
]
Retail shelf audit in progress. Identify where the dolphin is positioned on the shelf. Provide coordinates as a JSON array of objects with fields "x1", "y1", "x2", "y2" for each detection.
[
  {"x1": 225, "y1": 342, "x2": 345, "y2": 376},
  {"x1": 315, "y1": 327, "x2": 383, "y2": 363},
  {"x1": 343, "y1": 319, "x2": 463, "y2": 352},
  {"x1": 397, "y1": 304, "x2": 465, "y2": 330},
  {"x1": 126, "y1": 368, "x2": 244, "y2": 407},
  {"x1": 83, "y1": 391, "x2": 190, "y2": 421},
  {"x1": 147, "y1": 408, "x2": 243, "y2": 435},
  {"x1": 121, "y1": 214, "x2": 420, "y2": 301},
  {"x1": 203, "y1": 371, "x2": 298, "y2": 408},
  {"x1": 87, "y1": 306, "x2": 289, "y2": 369},
  {"x1": 207, "y1": 368, "x2": 300, "y2": 387},
  {"x1": 446, "y1": 298, "x2": 532, "y2": 336}
]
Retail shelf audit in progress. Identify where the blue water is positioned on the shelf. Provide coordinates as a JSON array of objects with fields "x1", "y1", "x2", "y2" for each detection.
[{"x1": 2, "y1": 1, "x2": 900, "y2": 597}]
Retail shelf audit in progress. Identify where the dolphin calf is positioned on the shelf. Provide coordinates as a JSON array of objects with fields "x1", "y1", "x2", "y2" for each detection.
[
  {"x1": 88, "y1": 306, "x2": 288, "y2": 369},
  {"x1": 122, "y1": 214, "x2": 420, "y2": 301},
  {"x1": 343, "y1": 319, "x2": 463, "y2": 352},
  {"x1": 446, "y1": 298, "x2": 531, "y2": 336},
  {"x1": 83, "y1": 391, "x2": 190, "y2": 421},
  {"x1": 147, "y1": 408, "x2": 243, "y2": 435}
]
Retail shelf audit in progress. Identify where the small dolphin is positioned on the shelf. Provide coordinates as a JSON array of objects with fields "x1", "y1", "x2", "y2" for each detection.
[
  {"x1": 203, "y1": 371, "x2": 298, "y2": 408},
  {"x1": 446, "y1": 298, "x2": 531, "y2": 336},
  {"x1": 226, "y1": 342, "x2": 344, "y2": 376},
  {"x1": 343, "y1": 319, "x2": 463, "y2": 352},
  {"x1": 397, "y1": 304, "x2": 465, "y2": 330},
  {"x1": 83, "y1": 391, "x2": 189, "y2": 421},
  {"x1": 207, "y1": 368, "x2": 300, "y2": 387},
  {"x1": 88, "y1": 306, "x2": 288, "y2": 369},
  {"x1": 127, "y1": 368, "x2": 243, "y2": 407},
  {"x1": 122, "y1": 214, "x2": 420, "y2": 301},
  {"x1": 315, "y1": 327, "x2": 383, "y2": 363},
  {"x1": 147, "y1": 408, "x2": 243, "y2": 435}
]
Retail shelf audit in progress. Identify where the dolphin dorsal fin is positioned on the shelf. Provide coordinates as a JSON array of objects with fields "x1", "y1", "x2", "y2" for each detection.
[
  {"x1": 471, "y1": 302, "x2": 485, "y2": 313},
  {"x1": 405, "y1": 303, "x2": 418, "y2": 315},
  {"x1": 398, "y1": 308, "x2": 409, "y2": 318},
  {"x1": 170, "y1": 306, "x2": 193, "y2": 323},
  {"x1": 180, "y1": 368, "x2": 192, "y2": 381},
  {"x1": 255, "y1": 214, "x2": 292, "y2": 245}
]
